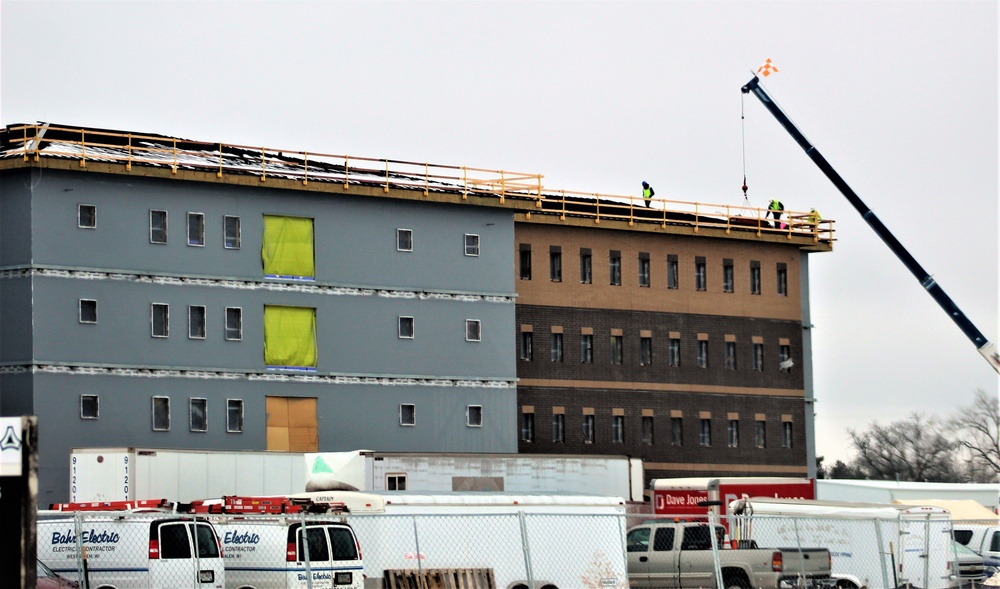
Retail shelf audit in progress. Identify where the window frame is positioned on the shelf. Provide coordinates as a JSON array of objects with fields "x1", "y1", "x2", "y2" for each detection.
[
  {"x1": 695, "y1": 259, "x2": 707, "y2": 291},
  {"x1": 152, "y1": 396, "x2": 171, "y2": 431},
  {"x1": 465, "y1": 319, "x2": 481, "y2": 342},
  {"x1": 226, "y1": 399, "x2": 244, "y2": 433},
  {"x1": 699, "y1": 418, "x2": 712, "y2": 447},
  {"x1": 777, "y1": 263, "x2": 788, "y2": 296},
  {"x1": 550, "y1": 333, "x2": 564, "y2": 362},
  {"x1": 779, "y1": 344, "x2": 792, "y2": 372},
  {"x1": 549, "y1": 247, "x2": 562, "y2": 282},
  {"x1": 725, "y1": 341, "x2": 737, "y2": 370},
  {"x1": 640, "y1": 336, "x2": 653, "y2": 366},
  {"x1": 552, "y1": 413, "x2": 565, "y2": 443},
  {"x1": 521, "y1": 412, "x2": 535, "y2": 443},
  {"x1": 519, "y1": 245, "x2": 532, "y2": 280},
  {"x1": 697, "y1": 340, "x2": 708, "y2": 368},
  {"x1": 610, "y1": 335, "x2": 623, "y2": 365},
  {"x1": 78, "y1": 204, "x2": 97, "y2": 229},
  {"x1": 609, "y1": 251, "x2": 622, "y2": 286},
  {"x1": 638, "y1": 253, "x2": 651, "y2": 288},
  {"x1": 399, "y1": 403, "x2": 416, "y2": 426},
  {"x1": 398, "y1": 316, "x2": 415, "y2": 339},
  {"x1": 723, "y1": 260, "x2": 734, "y2": 293},
  {"x1": 750, "y1": 262, "x2": 762, "y2": 295},
  {"x1": 225, "y1": 307, "x2": 243, "y2": 341},
  {"x1": 464, "y1": 233, "x2": 480, "y2": 256},
  {"x1": 583, "y1": 414, "x2": 595, "y2": 444},
  {"x1": 151, "y1": 303, "x2": 169, "y2": 338},
  {"x1": 224, "y1": 215, "x2": 241, "y2": 249},
  {"x1": 397, "y1": 228, "x2": 413, "y2": 252},
  {"x1": 728, "y1": 419, "x2": 739, "y2": 448},
  {"x1": 187, "y1": 212, "x2": 205, "y2": 247},
  {"x1": 642, "y1": 415, "x2": 654, "y2": 446},
  {"x1": 668, "y1": 338, "x2": 681, "y2": 367},
  {"x1": 612, "y1": 415, "x2": 625, "y2": 443},
  {"x1": 671, "y1": 417, "x2": 683, "y2": 446},
  {"x1": 79, "y1": 299, "x2": 98, "y2": 324},
  {"x1": 467, "y1": 405, "x2": 483, "y2": 428},
  {"x1": 782, "y1": 422, "x2": 793, "y2": 448},
  {"x1": 580, "y1": 249, "x2": 593, "y2": 284},
  {"x1": 80, "y1": 394, "x2": 99, "y2": 419},
  {"x1": 753, "y1": 343, "x2": 765, "y2": 371},
  {"x1": 667, "y1": 256, "x2": 679, "y2": 289},
  {"x1": 188, "y1": 305, "x2": 206, "y2": 340},
  {"x1": 756, "y1": 420, "x2": 767, "y2": 448},
  {"x1": 149, "y1": 209, "x2": 168, "y2": 244},
  {"x1": 580, "y1": 334, "x2": 594, "y2": 364},
  {"x1": 386, "y1": 474, "x2": 407, "y2": 491},
  {"x1": 189, "y1": 397, "x2": 208, "y2": 432},
  {"x1": 520, "y1": 331, "x2": 533, "y2": 361}
]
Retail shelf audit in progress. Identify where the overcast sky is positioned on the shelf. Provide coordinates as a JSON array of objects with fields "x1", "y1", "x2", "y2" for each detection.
[{"x1": 2, "y1": 1, "x2": 997, "y2": 466}]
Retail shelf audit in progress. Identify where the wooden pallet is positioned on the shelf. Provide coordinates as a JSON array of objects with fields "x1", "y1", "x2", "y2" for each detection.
[{"x1": 382, "y1": 568, "x2": 496, "y2": 589}]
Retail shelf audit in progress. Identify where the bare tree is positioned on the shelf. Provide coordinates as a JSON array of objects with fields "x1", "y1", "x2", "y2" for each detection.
[
  {"x1": 949, "y1": 389, "x2": 1000, "y2": 482},
  {"x1": 848, "y1": 413, "x2": 960, "y2": 482}
]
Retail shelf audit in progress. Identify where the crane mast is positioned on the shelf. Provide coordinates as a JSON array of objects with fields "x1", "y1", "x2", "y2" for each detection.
[{"x1": 741, "y1": 75, "x2": 999, "y2": 374}]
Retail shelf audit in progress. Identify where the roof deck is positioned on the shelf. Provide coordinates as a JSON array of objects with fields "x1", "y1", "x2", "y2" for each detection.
[{"x1": 0, "y1": 123, "x2": 833, "y2": 251}]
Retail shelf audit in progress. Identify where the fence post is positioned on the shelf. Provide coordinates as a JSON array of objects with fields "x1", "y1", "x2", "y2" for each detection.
[
  {"x1": 518, "y1": 511, "x2": 535, "y2": 589},
  {"x1": 302, "y1": 510, "x2": 313, "y2": 589},
  {"x1": 874, "y1": 518, "x2": 889, "y2": 589},
  {"x1": 412, "y1": 515, "x2": 426, "y2": 589},
  {"x1": 73, "y1": 511, "x2": 91, "y2": 589},
  {"x1": 192, "y1": 517, "x2": 202, "y2": 589},
  {"x1": 707, "y1": 510, "x2": 724, "y2": 589}
]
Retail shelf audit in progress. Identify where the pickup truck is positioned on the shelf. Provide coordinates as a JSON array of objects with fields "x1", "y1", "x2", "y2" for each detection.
[{"x1": 626, "y1": 520, "x2": 833, "y2": 589}]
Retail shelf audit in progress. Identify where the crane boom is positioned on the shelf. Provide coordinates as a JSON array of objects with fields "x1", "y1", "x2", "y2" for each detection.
[{"x1": 741, "y1": 75, "x2": 999, "y2": 374}]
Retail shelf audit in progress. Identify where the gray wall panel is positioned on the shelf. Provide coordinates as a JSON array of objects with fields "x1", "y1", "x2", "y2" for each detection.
[
  {"x1": 0, "y1": 277, "x2": 32, "y2": 363},
  {"x1": 0, "y1": 171, "x2": 33, "y2": 266}
]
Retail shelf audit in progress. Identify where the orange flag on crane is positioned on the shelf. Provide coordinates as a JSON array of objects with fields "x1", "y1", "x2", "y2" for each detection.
[{"x1": 757, "y1": 58, "x2": 779, "y2": 77}]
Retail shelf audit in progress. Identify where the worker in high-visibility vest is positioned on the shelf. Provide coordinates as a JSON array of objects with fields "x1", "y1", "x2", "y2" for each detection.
[
  {"x1": 767, "y1": 199, "x2": 785, "y2": 229},
  {"x1": 641, "y1": 181, "x2": 654, "y2": 208},
  {"x1": 807, "y1": 208, "x2": 822, "y2": 230}
]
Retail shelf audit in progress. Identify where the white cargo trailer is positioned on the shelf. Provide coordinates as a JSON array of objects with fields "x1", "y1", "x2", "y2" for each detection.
[
  {"x1": 69, "y1": 448, "x2": 644, "y2": 503},
  {"x1": 817, "y1": 479, "x2": 1000, "y2": 513}
]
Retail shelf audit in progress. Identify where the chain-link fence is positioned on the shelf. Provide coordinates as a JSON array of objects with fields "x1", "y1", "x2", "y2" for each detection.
[{"x1": 35, "y1": 510, "x2": 1000, "y2": 589}]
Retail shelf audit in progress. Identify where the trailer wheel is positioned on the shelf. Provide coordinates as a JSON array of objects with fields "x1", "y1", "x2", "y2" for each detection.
[{"x1": 722, "y1": 570, "x2": 752, "y2": 589}]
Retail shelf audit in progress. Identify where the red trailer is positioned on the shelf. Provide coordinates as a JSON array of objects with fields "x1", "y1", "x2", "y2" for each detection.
[{"x1": 651, "y1": 477, "x2": 815, "y2": 518}]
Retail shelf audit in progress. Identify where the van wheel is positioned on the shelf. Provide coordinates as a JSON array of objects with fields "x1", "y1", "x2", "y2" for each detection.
[
  {"x1": 540, "y1": 585, "x2": 559, "y2": 589},
  {"x1": 836, "y1": 582, "x2": 859, "y2": 589},
  {"x1": 510, "y1": 585, "x2": 530, "y2": 589}
]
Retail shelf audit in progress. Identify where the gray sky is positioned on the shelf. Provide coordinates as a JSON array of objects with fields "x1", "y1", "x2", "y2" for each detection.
[{"x1": 2, "y1": 1, "x2": 997, "y2": 466}]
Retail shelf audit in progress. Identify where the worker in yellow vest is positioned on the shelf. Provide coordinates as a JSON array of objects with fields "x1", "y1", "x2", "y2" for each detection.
[{"x1": 641, "y1": 181, "x2": 654, "y2": 208}]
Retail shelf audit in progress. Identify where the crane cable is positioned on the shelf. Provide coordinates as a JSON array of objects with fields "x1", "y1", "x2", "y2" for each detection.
[{"x1": 741, "y1": 92, "x2": 749, "y2": 201}]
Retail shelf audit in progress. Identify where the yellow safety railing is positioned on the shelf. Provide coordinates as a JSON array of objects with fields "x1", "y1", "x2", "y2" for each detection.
[{"x1": 3, "y1": 123, "x2": 833, "y2": 243}]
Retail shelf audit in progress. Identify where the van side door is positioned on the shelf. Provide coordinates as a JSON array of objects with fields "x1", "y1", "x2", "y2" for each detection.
[
  {"x1": 149, "y1": 520, "x2": 223, "y2": 589},
  {"x1": 296, "y1": 523, "x2": 334, "y2": 586}
]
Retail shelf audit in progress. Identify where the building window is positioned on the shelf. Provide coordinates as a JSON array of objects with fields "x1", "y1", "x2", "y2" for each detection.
[
  {"x1": 386, "y1": 474, "x2": 407, "y2": 490},
  {"x1": 667, "y1": 255, "x2": 679, "y2": 289},
  {"x1": 227, "y1": 399, "x2": 244, "y2": 433},
  {"x1": 190, "y1": 398, "x2": 207, "y2": 432},
  {"x1": 400, "y1": 404, "x2": 416, "y2": 426},
  {"x1": 609, "y1": 251, "x2": 622, "y2": 286},
  {"x1": 638, "y1": 253, "x2": 650, "y2": 287},
  {"x1": 779, "y1": 344, "x2": 792, "y2": 372},
  {"x1": 640, "y1": 337, "x2": 653, "y2": 366},
  {"x1": 264, "y1": 305, "x2": 318, "y2": 369},
  {"x1": 397, "y1": 228, "x2": 413, "y2": 252},
  {"x1": 187, "y1": 212, "x2": 205, "y2": 246},
  {"x1": 777, "y1": 263, "x2": 788, "y2": 296},
  {"x1": 467, "y1": 405, "x2": 482, "y2": 427},
  {"x1": 464, "y1": 233, "x2": 480, "y2": 256},
  {"x1": 151, "y1": 303, "x2": 169, "y2": 338},
  {"x1": 550, "y1": 247, "x2": 562, "y2": 282},
  {"x1": 668, "y1": 338, "x2": 681, "y2": 367},
  {"x1": 224, "y1": 215, "x2": 241, "y2": 249},
  {"x1": 225, "y1": 307, "x2": 243, "y2": 341},
  {"x1": 78, "y1": 204, "x2": 96, "y2": 229},
  {"x1": 521, "y1": 413, "x2": 534, "y2": 442},
  {"x1": 612, "y1": 415, "x2": 624, "y2": 443},
  {"x1": 398, "y1": 316, "x2": 415, "y2": 339},
  {"x1": 750, "y1": 261, "x2": 762, "y2": 295},
  {"x1": 80, "y1": 394, "x2": 99, "y2": 419},
  {"x1": 150, "y1": 210, "x2": 167, "y2": 244},
  {"x1": 756, "y1": 420, "x2": 767, "y2": 448},
  {"x1": 723, "y1": 259, "x2": 734, "y2": 293},
  {"x1": 642, "y1": 416, "x2": 654, "y2": 445},
  {"x1": 520, "y1": 332, "x2": 533, "y2": 361},
  {"x1": 671, "y1": 417, "x2": 683, "y2": 446},
  {"x1": 583, "y1": 414, "x2": 595, "y2": 444},
  {"x1": 580, "y1": 248, "x2": 592, "y2": 284},
  {"x1": 551, "y1": 333, "x2": 564, "y2": 362},
  {"x1": 580, "y1": 334, "x2": 593, "y2": 363},
  {"x1": 753, "y1": 343, "x2": 764, "y2": 371},
  {"x1": 552, "y1": 414, "x2": 565, "y2": 443},
  {"x1": 782, "y1": 422, "x2": 793, "y2": 448},
  {"x1": 465, "y1": 319, "x2": 481, "y2": 342},
  {"x1": 519, "y1": 244, "x2": 532, "y2": 279},
  {"x1": 697, "y1": 340, "x2": 708, "y2": 368},
  {"x1": 152, "y1": 396, "x2": 170, "y2": 431},
  {"x1": 79, "y1": 299, "x2": 98, "y2": 324},
  {"x1": 725, "y1": 342, "x2": 737, "y2": 370},
  {"x1": 262, "y1": 215, "x2": 315, "y2": 280},
  {"x1": 728, "y1": 419, "x2": 739, "y2": 447},
  {"x1": 188, "y1": 305, "x2": 206, "y2": 339},
  {"x1": 610, "y1": 335, "x2": 623, "y2": 365},
  {"x1": 695, "y1": 257, "x2": 707, "y2": 291},
  {"x1": 699, "y1": 418, "x2": 712, "y2": 446}
]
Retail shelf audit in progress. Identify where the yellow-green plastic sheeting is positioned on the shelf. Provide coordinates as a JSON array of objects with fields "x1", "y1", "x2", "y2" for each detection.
[
  {"x1": 262, "y1": 215, "x2": 315, "y2": 278},
  {"x1": 264, "y1": 305, "x2": 318, "y2": 368}
]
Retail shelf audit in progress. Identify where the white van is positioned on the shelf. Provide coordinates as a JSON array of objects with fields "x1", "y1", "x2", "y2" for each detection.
[
  {"x1": 38, "y1": 512, "x2": 226, "y2": 589},
  {"x1": 181, "y1": 495, "x2": 366, "y2": 589}
]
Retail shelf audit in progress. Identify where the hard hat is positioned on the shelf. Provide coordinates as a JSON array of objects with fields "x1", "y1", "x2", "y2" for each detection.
[{"x1": 642, "y1": 181, "x2": 648, "y2": 186}]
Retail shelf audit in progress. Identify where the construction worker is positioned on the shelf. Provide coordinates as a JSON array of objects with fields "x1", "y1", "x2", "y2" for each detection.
[
  {"x1": 641, "y1": 181, "x2": 654, "y2": 208},
  {"x1": 807, "y1": 208, "x2": 822, "y2": 230},
  {"x1": 766, "y1": 199, "x2": 785, "y2": 229}
]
